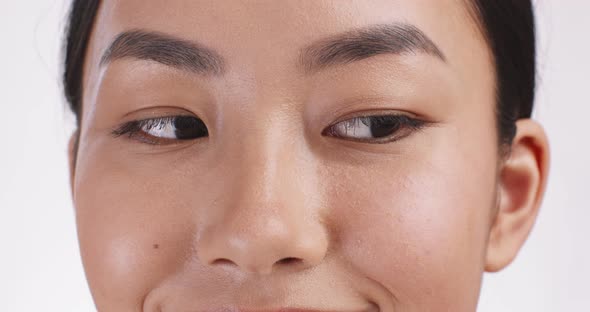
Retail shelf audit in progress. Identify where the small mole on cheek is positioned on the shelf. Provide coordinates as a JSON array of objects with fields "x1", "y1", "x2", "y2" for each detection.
[{"x1": 153, "y1": 244, "x2": 159, "y2": 249}]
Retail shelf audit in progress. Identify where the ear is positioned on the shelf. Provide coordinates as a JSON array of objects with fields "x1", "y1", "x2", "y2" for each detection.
[
  {"x1": 68, "y1": 130, "x2": 79, "y2": 196},
  {"x1": 485, "y1": 119, "x2": 550, "y2": 272}
]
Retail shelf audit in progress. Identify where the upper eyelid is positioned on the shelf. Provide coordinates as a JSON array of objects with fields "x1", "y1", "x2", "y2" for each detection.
[
  {"x1": 117, "y1": 112, "x2": 422, "y2": 126},
  {"x1": 136, "y1": 115, "x2": 187, "y2": 124},
  {"x1": 328, "y1": 112, "x2": 427, "y2": 128},
  {"x1": 118, "y1": 105, "x2": 199, "y2": 120},
  {"x1": 327, "y1": 110, "x2": 422, "y2": 126}
]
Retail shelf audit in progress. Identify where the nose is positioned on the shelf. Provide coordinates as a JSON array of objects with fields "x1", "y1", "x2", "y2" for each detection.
[{"x1": 195, "y1": 131, "x2": 328, "y2": 275}]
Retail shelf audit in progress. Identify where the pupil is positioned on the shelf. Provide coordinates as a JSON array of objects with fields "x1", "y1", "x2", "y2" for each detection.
[
  {"x1": 370, "y1": 116, "x2": 400, "y2": 138},
  {"x1": 173, "y1": 116, "x2": 208, "y2": 140}
]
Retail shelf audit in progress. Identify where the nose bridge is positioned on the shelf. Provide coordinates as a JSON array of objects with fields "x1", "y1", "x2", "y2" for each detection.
[
  {"x1": 196, "y1": 108, "x2": 328, "y2": 275},
  {"x1": 239, "y1": 113, "x2": 287, "y2": 206}
]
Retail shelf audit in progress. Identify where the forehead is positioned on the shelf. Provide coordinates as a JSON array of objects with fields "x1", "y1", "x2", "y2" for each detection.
[
  {"x1": 82, "y1": 0, "x2": 494, "y2": 123},
  {"x1": 94, "y1": 0, "x2": 472, "y2": 37},
  {"x1": 86, "y1": 0, "x2": 488, "y2": 71}
]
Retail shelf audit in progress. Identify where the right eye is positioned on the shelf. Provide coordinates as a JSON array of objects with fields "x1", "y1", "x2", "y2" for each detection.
[{"x1": 112, "y1": 115, "x2": 208, "y2": 144}]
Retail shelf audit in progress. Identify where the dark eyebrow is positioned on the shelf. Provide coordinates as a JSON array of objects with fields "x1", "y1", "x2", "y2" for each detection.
[
  {"x1": 100, "y1": 30, "x2": 225, "y2": 75},
  {"x1": 299, "y1": 23, "x2": 446, "y2": 73}
]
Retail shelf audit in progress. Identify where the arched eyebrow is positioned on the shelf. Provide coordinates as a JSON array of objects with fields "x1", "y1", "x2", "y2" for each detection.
[
  {"x1": 100, "y1": 23, "x2": 445, "y2": 76},
  {"x1": 299, "y1": 23, "x2": 446, "y2": 74},
  {"x1": 99, "y1": 29, "x2": 226, "y2": 75}
]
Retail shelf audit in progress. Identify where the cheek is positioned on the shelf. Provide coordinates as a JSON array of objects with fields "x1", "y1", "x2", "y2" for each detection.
[
  {"x1": 73, "y1": 146, "x2": 200, "y2": 309},
  {"x1": 73, "y1": 113, "x2": 498, "y2": 310},
  {"x1": 326, "y1": 141, "x2": 497, "y2": 308}
]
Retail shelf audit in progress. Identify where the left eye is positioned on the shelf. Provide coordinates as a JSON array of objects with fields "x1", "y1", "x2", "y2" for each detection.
[
  {"x1": 322, "y1": 114, "x2": 426, "y2": 143},
  {"x1": 113, "y1": 115, "x2": 208, "y2": 144}
]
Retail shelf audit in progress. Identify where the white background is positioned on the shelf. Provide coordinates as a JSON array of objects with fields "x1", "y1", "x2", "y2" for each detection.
[{"x1": 0, "y1": 1, "x2": 588, "y2": 311}]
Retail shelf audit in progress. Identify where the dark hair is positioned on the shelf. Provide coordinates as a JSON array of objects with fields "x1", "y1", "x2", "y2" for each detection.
[
  {"x1": 63, "y1": 0, "x2": 100, "y2": 122},
  {"x1": 470, "y1": 0, "x2": 536, "y2": 147},
  {"x1": 63, "y1": 0, "x2": 535, "y2": 147}
]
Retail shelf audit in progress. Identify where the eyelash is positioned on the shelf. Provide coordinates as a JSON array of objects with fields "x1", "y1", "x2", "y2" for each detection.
[
  {"x1": 112, "y1": 113, "x2": 427, "y2": 145},
  {"x1": 323, "y1": 114, "x2": 427, "y2": 144},
  {"x1": 112, "y1": 116, "x2": 208, "y2": 145}
]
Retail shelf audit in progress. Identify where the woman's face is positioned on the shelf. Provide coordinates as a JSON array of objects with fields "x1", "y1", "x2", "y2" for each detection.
[{"x1": 72, "y1": 0, "x2": 504, "y2": 311}]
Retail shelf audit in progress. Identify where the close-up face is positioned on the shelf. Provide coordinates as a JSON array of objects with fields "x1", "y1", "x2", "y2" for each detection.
[{"x1": 68, "y1": 0, "x2": 549, "y2": 311}]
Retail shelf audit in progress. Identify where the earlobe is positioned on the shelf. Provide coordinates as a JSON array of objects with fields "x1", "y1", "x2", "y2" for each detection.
[
  {"x1": 485, "y1": 119, "x2": 550, "y2": 272},
  {"x1": 68, "y1": 130, "x2": 79, "y2": 197}
]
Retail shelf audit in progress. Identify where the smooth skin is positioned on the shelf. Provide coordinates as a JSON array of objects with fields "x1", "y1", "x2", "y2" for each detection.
[{"x1": 68, "y1": 1, "x2": 549, "y2": 311}]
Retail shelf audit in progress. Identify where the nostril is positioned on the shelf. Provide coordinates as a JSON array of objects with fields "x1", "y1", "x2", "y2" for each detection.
[
  {"x1": 276, "y1": 257, "x2": 302, "y2": 265},
  {"x1": 211, "y1": 258, "x2": 236, "y2": 266}
]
